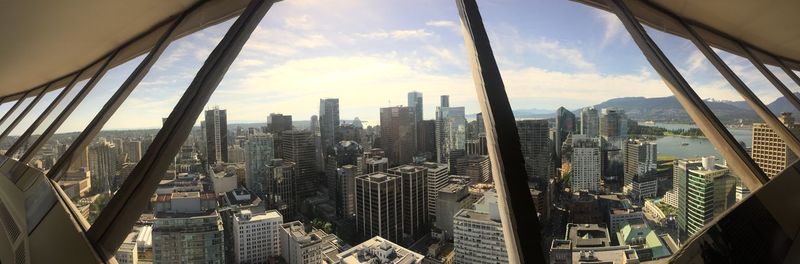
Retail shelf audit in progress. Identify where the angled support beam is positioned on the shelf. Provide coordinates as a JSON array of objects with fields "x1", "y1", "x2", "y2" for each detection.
[
  {"x1": 47, "y1": 13, "x2": 186, "y2": 182},
  {"x1": 455, "y1": 0, "x2": 545, "y2": 263},
  {"x1": 18, "y1": 50, "x2": 119, "y2": 164},
  {"x1": 87, "y1": 0, "x2": 273, "y2": 258},
  {"x1": 0, "y1": 91, "x2": 32, "y2": 129},
  {"x1": 678, "y1": 21, "x2": 800, "y2": 161},
  {"x1": 777, "y1": 59, "x2": 800, "y2": 95},
  {"x1": 0, "y1": 86, "x2": 49, "y2": 142},
  {"x1": 740, "y1": 44, "x2": 800, "y2": 113},
  {"x1": 605, "y1": 0, "x2": 768, "y2": 191},
  {"x1": 6, "y1": 71, "x2": 84, "y2": 157}
]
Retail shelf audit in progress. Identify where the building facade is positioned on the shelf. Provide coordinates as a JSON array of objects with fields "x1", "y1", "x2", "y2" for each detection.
[
  {"x1": 232, "y1": 210, "x2": 283, "y2": 263},
  {"x1": 204, "y1": 107, "x2": 228, "y2": 165},
  {"x1": 751, "y1": 112, "x2": 799, "y2": 178},
  {"x1": 453, "y1": 190, "x2": 507, "y2": 264},
  {"x1": 355, "y1": 173, "x2": 402, "y2": 242},
  {"x1": 571, "y1": 135, "x2": 601, "y2": 192},
  {"x1": 380, "y1": 106, "x2": 417, "y2": 166},
  {"x1": 517, "y1": 119, "x2": 554, "y2": 181}
]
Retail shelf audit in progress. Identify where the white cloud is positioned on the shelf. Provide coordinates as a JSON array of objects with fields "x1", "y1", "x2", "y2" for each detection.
[
  {"x1": 284, "y1": 15, "x2": 314, "y2": 30},
  {"x1": 356, "y1": 29, "x2": 433, "y2": 40},
  {"x1": 595, "y1": 10, "x2": 626, "y2": 48},
  {"x1": 426, "y1": 20, "x2": 458, "y2": 29},
  {"x1": 529, "y1": 39, "x2": 595, "y2": 72},
  {"x1": 685, "y1": 50, "x2": 708, "y2": 75}
]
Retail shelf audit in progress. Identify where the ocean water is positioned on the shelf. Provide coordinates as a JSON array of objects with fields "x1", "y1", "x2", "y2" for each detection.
[{"x1": 640, "y1": 122, "x2": 752, "y2": 159}]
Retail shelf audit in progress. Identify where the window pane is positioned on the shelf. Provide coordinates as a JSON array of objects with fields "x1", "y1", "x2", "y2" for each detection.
[
  {"x1": 1, "y1": 87, "x2": 64, "y2": 151},
  {"x1": 0, "y1": 94, "x2": 37, "y2": 136}
]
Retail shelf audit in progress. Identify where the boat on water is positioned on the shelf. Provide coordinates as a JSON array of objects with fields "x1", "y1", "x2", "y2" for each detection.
[{"x1": 681, "y1": 142, "x2": 689, "y2": 146}]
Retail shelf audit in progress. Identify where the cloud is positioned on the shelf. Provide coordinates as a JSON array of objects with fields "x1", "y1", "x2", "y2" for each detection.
[
  {"x1": 426, "y1": 20, "x2": 458, "y2": 29},
  {"x1": 356, "y1": 29, "x2": 433, "y2": 40},
  {"x1": 530, "y1": 39, "x2": 595, "y2": 72},
  {"x1": 284, "y1": 15, "x2": 314, "y2": 30},
  {"x1": 685, "y1": 50, "x2": 708, "y2": 75},
  {"x1": 595, "y1": 10, "x2": 626, "y2": 48}
]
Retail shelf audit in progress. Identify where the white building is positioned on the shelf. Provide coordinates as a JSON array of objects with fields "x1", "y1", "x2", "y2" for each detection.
[
  {"x1": 280, "y1": 221, "x2": 324, "y2": 264},
  {"x1": 609, "y1": 208, "x2": 645, "y2": 234},
  {"x1": 453, "y1": 189, "x2": 507, "y2": 264},
  {"x1": 631, "y1": 176, "x2": 658, "y2": 201},
  {"x1": 337, "y1": 236, "x2": 424, "y2": 264},
  {"x1": 115, "y1": 232, "x2": 139, "y2": 264},
  {"x1": 418, "y1": 162, "x2": 449, "y2": 220},
  {"x1": 233, "y1": 210, "x2": 283, "y2": 263},
  {"x1": 571, "y1": 135, "x2": 601, "y2": 192}
]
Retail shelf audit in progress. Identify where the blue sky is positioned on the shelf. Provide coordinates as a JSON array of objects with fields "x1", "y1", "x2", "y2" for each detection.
[{"x1": 43, "y1": 0, "x2": 800, "y2": 132}]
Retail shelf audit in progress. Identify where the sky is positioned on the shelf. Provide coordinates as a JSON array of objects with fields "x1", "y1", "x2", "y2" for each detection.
[{"x1": 28, "y1": 0, "x2": 800, "y2": 132}]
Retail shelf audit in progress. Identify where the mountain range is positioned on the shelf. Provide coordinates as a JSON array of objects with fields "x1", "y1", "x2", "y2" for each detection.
[{"x1": 513, "y1": 93, "x2": 800, "y2": 123}]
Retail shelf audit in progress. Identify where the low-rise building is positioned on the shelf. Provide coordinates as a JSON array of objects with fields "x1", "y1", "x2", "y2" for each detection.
[{"x1": 337, "y1": 236, "x2": 424, "y2": 264}]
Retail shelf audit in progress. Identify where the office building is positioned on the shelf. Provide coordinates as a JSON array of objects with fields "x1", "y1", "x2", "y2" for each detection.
[
  {"x1": 408, "y1": 91, "x2": 423, "y2": 124},
  {"x1": 265, "y1": 159, "x2": 296, "y2": 220},
  {"x1": 88, "y1": 140, "x2": 119, "y2": 194},
  {"x1": 232, "y1": 210, "x2": 283, "y2": 263},
  {"x1": 580, "y1": 107, "x2": 599, "y2": 137},
  {"x1": 417, "y1": 120, "x2": 437, "y2": 159},
  {"x1": 380, "y1": 106, "x2": 417, "y2": 166},
  {"x1": 517, "y1": 119, "x2": 554, "y2": 181},
  {"x1": 355, "y1": 173, "x2": 402, "y2": 242},
  {"x1": 616, "y1": 219, "x2": 673, "y2": 261},
  {"x1": 326, "y1": 140, "x2": 362, "y2": 203},
  {"x1": 599, "y1": 107, "x2": 628, "y2": 140},
  {"x1": 436, "y1": 181, "x2": 472, "y2": 241},
  {"x1": 244, "y1": 133, "x2": 273, "y2": 194},
  {"x1": 555, "y1": 107, "x2": 576, "y2": 160},
  {"x1": 280, "y1": 221, "x2": 323, "y2": 264},
  {"x1": 453, "y1": 190, "x2": 507, "y2": 264},
  {"x1": 267, "y1": 113, "x2": 292, "y2": 158},
  {"x1": 751, "y1": 112, "x2": 799, "y2": 178},
  {"x1": 337, "y1": 236, "x2": 424, "y2": 263},
  {"x1": 624, "y1": 139, "x2": 657, "y2": 196},
  {"x1": 676, "y1": 156, "x2": 736, "y2": 238},
  {"x1": 115, "y1": 232, "x2": 138, "y2": 264},
  {"x1": 337, "y1": 165, "x2": 359, "y2": 218},
  {"x1": 320, "y1": 98, "x2": 340, "y2": 169},
  {"x1": 571, "y1": 135, "x2": 601, "y2": 192},
  {"x1": 550, "y1": 223, "x2": 640, "y2": 264},
  {"x1": 123, "y1": 140, "x2": 142, "y2": 163},
  {"x1": 388, "y1": 165, "x2": 428, "y2": 240},
  {"x1": 204, "y1": 107, "x2": 228, "y2": 165},
  {"x1": 152, "y1": 211, "x2": 225, "y2": 263},
  {"x1": 436, "y1": 96, "x2": 466, "y2": 164},
  {"x1": 281, "y1": 130, "x2": 315, "y2": 202},
  {"x1": 416, "y1": 162, "x2": 449, "y2": 219}
]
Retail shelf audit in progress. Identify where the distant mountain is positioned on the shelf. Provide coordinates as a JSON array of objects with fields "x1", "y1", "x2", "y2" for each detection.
[
  {"x1": 766, "y1": 92, "x2": 800, "y2": 116},
  {"x1": 592, "y1": 96, "x2": 759, "y2": 123}
]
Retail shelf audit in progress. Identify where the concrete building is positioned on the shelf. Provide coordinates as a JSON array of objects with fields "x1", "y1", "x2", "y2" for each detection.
[
  {"x1": 416, "y1": 162, "x2": 449, "y2": 219},
  {"x1": 568, "y1": 191, "x2": 603, "y2": 224},
  {"x1": 571, "y1": 135, "x2": 601, "y2": 192},
  {"x1": 453, "y1": 190, "x2": 507, "y2": 264},
  {"x1": 435, "y1": 182, "x2": 472, "y2": 241},
  {"x1": 388, "y1": 165, "x2": 428, "y2": 241},
  {"x1": 623, "y1": 139, "x2": 657, "y2": 195},
  {"x1": 123, "y1": 140, "x2": 142, "y2": 163},
  {"x1": 751, "y1": 112, "x2": 799, "y2": 178},
  {"x1": 265, "y1": 159, "x2": 296, "y2": 220},
  {"x1": 451, "y1": 154, "x2": 491, "y2": 183},
  {"x1": 616, "y1": 219, "x2": 674, "y2": 261},
  {"x1": 232, "y1": 210, "x2": 283, "y2": 263},
  {"x1": 338, "y1": 165, "x2": 359, "y2": 218},
  {"x1": 516, "y1": 119, "x2": 554, "y2": 181},
  {"x1": 152, "y1": 211, "x2": 225, "y2": 263},
  {"x1": 380, "y1": 106, "x2": 417, "y2": 166},
  {"x1": 280, "y1": 221, "x2": 324, "y2": 264},
  {"x1": 267, "y1": 113, "x2": 292, "y2": 158},
  {"x1": 115, "y1": 232, "x2": 139, "y2": 264},
  {"x1": 204, "y1": 106, "x2": 227, "y2": 165},
  {"x1": 337, "y1": 236, "x2": 424, "y2": 264},
  {"x1": 355, "y1": 173, "x2": 402, "y2": 242},
  {"x1": 549, "y1": 223, "x2": 640, "y2": 264}
]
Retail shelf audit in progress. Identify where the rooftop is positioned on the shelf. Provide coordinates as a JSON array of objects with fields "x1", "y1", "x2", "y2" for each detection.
[
  {"x1": 337, "y1": 236, "x2": 424, "y2": 264},
  {"x1": 567, "y1": 223, "x2": 611, "y2": 248}
]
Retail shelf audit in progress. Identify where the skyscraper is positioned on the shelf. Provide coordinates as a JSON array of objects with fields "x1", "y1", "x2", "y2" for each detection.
[
  {"x1": 388, "y1": 165, "x2": 428, "y2": 240},
  {"x1": 416, "y1": 162, "x2": 449, "y2": 219},
  {"x1": 205, "y1": 107, "x2": 228, "y2": 165},
  {"x1": 517, "y1": 119, "x2": 554, "y2": 181},
  {"x1": 380, "y1": 106, "x2": 417, "y2": 166},
  {"x1": 454, "y1": 190, "x2": 507, "y2": 264},
  {"x1": 232, "y1": 210, "x2": 283, "y2": 263},
  {"x1": 266, "y1": 159, "x2": 297, "y2": 220},
  {"x1": 599, "y1": 107, "x2": 628, "y2": 140},
  {"x1": 623, "y1": 139, "x2": 657, "y2": 195},
  {"x1": 281, "y1": 130, "x2": 316, "y2": 203},
  {"x1": 751, "y1": 112, "x2": 799, "y2": 178},
  {"x1": 676, "y1": 157, "x2": 736, "y2": 239},
  {"x1": 319, "y1": 98, "x2": 340, "y2": 169},
  {"x1": 580, "y1": 107, "x2": 599, "y2": 138},
  {"x1": 555, "y1": 107, "x2": 576, "y2": 160},
  {"x1": 123, "y1": 140, "x2": 142, "y2": 163},
  {"x1": 571, "y1": 135, "x2": 601, "y2": 192},
  {"x1": 244, "y1": 133, "x2": 274, "y2": 194},
  {"x1": 338, "y1": 165, "x2": 359, "y2": 219},
  {"x1": 435, "y1": 96, "x2": 466, "y2": 164},
  {"x1": 408, "y1": 91, "x2": 423, "y2": 124},
  {"x1": 417, "y1": 120, "x2": 437, "y2": 159},
  {"x1": 355, "y1": 173, "x2": 402, "y2": 242},
  {"x1": 267, "y1": 113, "x2": 292, "y2": 158},
  {"x1": 88, "y1": 140, "x2": 119, "y2": 194}
]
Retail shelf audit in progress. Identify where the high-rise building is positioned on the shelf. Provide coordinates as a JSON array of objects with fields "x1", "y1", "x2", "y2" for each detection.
[
  {"x1": 454, "y1": 189, "x2": 507, "y2": 264},
  {"x1": 408, "y1": 91, "x2": 423, "y2": 124},
  {"x1": 267, "y1": 113, "x2": 292, "y2": 158},
  {"x1": 152, "y1": 212, "x2": 225, "y2": 263},
  {"x1": 326, "y1": 141, "x2": 362, "y2": 203},
  {"x1": 115, "y1": 232, "x2": 138, "y2": 264},
  {"x1": 280, "y1": 221, "x2": 324, "y2": 264},
  {"x1": 310, "y1": 114, "x2": 322, "y2": 173},
  {"x1": 417, "y1": 120, "x2": 437, "y2": 159},
  {"x1": 623, "y1": 139, "x2": 657, "y2": 196},
  {"x1": 571, "y1": 135, "x2": 601, "y2": 192},
  {"x1": 751, "y1": 112, "x2": 799, "y2": 178},
  {"x1": 555, "y1": 107, "x2": 576, "y2": 160},
  {"x1": 436, "y1": 181, "x2": 472, "y2": 241},
  {"x1": 204, "y1": 107, "x2": 228, "y2": 165},
  {"x1": 355, "y1": 173, "x2": 402, "y2": 242},
  {"x1": 436, "y1": 96, "x2": 466, "y2": 164},
  {"x1": 281, "y1": 130, "x2": 316, "y2": 203},
  {"x1": 123, "y1": 140, "x2": 142, "y2": 163},
  {"x1": 320, "y1": 98, "x2": 340, "y2": 170},
  {"x1": 517, "y1": 119, "x2": 554, "y2": 181},
  {"x1": 676, "y1": 156, "x2": 736, "y2": 239},
  {"x1": 338, "y1": 165, "x2": 359, "y2": 218},
  {"x1": 580, "y1": 107, "x2": 599, "y2": 137},
  {"x1": 266, "y1": 159, "x2": 296, "y2": 220},
  {"x1": 599, "y1": 107, "x2": 628, "y2": 140},
  {"x1": 244, "y1": 133, "x2": 274, "y2": 194},
  {"x1": 388, "y1": 165, "x2": 428, "y2": 240},
  {"x1": 380, "y1": 106, "x2": 417, "y2": 166},
  {"x1": 88, "y1": 140, "x2": 119, "y2": 194},
  {"x1": 451, "y1": 154, "x2": 491, "y2": 183},
  {"x1": 232, "y1": 210, "x2": 283, "y2": 264},
  {"x1": 415, "y1": 162, "x2": 449, "y2": 219}
]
